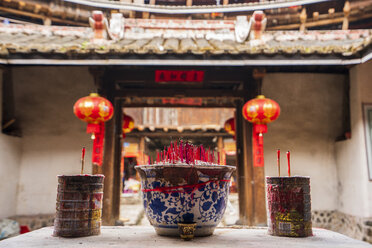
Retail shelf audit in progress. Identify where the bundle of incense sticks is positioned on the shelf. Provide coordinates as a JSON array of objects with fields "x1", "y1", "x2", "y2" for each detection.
[
  {"x1": 151, "y1": 140, "x2": 220, "y2": 165},
  {"x1": 277, "y1": 149, "x2": 291, "y2": 177}
]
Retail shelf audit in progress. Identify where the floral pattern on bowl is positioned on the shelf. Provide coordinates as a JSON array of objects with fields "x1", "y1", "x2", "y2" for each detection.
[{"x1": 135, "y1": 164, "x2": 235, "y2": 237}]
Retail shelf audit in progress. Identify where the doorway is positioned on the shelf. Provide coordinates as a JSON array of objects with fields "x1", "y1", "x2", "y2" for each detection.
[
  {"x1": 119, "y1": 106, "x2": 238, "y2": 226},
  {"x1": 94, "y1": 65, "x2": 262, "y2": 226}
]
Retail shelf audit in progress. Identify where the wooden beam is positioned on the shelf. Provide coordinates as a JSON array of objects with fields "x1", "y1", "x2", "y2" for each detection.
[
  {"x1": 269, "y1": 11, "x2": 372, "y2": 30},
  {"x1": 108, "y1": 67, "x2": 249, "y2": 82},
  {"x1": 0, "y1": 6, "x2": 88, "y2": 26},
  {"x1": 119, "y1": 102, "x2": 237, "y2": 108},
  {"x1": 115, "y1": 89, "x2": 247, "y2": 98},
  {"x1": 126, "y1": 131, "x2": 231, "y2": 138}
]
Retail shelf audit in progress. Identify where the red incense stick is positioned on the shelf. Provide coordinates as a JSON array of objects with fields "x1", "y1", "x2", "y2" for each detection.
[
  {"x1": 287, "y1": 151, "x2": 291, "y2": 177},
  {"x1": 277, "y1": 149, "x2": 281, "y2": 177},
  {"x1": 81, "y1": 147, "x2": 86, "y2": 174}
]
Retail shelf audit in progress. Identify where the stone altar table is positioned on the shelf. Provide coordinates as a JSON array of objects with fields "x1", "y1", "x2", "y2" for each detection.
[{"x1": 0, "y1": 226, "x2": 371, "y2": 248}]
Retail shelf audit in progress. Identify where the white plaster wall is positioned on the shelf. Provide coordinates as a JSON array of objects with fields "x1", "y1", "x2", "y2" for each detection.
[
  {"x1": 263, "y1": 73, "x2": 347, "y2": 211},
  {"x1": 0, "y1": 69, "x2": 22, "y2": 219},
  {"x1": 336, "y1": 60, "x2": 372, "y2": 218},
  {"x1": 13, "y1": 66, "x2": 95, "y2": 215}
]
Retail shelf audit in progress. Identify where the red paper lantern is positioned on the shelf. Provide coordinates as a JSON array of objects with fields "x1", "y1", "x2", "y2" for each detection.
[
  {"x1": 122, "y1": 114, "x2": 134, "y2": 138},
  {"x1": 73, "y1": 93, "x2": 114, "y2": 166},
  {"x1": 224, "y1": 117, "x2": 235, "y2": 138},
  {"x1": 242, "y1": 95, "x2": 280, "y2": 167}
]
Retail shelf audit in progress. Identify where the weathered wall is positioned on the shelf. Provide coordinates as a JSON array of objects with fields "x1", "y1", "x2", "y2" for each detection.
[
  {"x1": 13, "y1": 66, "x2": 95, "y2": 215},
  {"x1": 336, "y1": 60, "x2": 372, "y2": 218},
  {"x1": 0, "y1": 69, "x2": 22, "y2": 219},
  {"x1": 9, "y1": 65, "x2": 371, "y2": 221},
  {"x1": 263, "y1": 73, "x2": 347, "y2": 211}
]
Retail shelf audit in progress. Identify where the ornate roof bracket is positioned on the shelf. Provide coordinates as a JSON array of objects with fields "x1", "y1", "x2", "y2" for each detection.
[{"x1": 63, "y1": 0, "x2": 330, "y2": 14}]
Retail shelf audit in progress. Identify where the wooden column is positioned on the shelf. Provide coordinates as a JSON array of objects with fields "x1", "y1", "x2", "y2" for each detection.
[
  {"x1": 94, "y1": 71, "x2": 121, "y2": 225},
  {"x1": 139, "y1": 136, "x2": 145, "y2": 165},
  {"x1": 236, "y1": 70, "x2": 267, "y2": 226},
  {"x1": 90, "y1": 67, "x2": 105, "y2": 176},
  {"x1": 217, "y1": 136, "x2": 224, "y2": 165},
  {"x1": 252, "y1": 69, "x2": 267, "y2": 226},
  {"x1": 235, "y1": 99, "x2": 253, "y2": 225},
  {"x1": 112, "y1": 99, "x2": 123, "y2": 224},
  {"x1": 101, "y1": 106, "x2": 116, "y2": 225}
]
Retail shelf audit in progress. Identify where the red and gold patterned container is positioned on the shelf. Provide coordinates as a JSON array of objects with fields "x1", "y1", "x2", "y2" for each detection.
[
  {"x1": 54, "y1": 175, "x2": 104, "y2": 237},
  {"x1": 266, "y1": 176, "x2": 312, "y2": 237}
]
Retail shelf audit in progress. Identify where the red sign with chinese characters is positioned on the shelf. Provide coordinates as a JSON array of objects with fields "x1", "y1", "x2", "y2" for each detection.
[
  {"x1": 162, "y1": 98, "x2": 203, "y2": 106},
  {"x1": 155, "y1": 70, "x2": 204, "y2": 83}
]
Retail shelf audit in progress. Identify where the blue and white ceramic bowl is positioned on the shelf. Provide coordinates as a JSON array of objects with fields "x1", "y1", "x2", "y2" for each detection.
[{"x1": 135, "y1": 164, "x2": 235, "y2": 237}]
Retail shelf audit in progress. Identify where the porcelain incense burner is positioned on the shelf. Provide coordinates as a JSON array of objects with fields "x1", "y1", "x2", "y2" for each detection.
[{"x1": 135, "y1": 164, "x2": 235, "y2": 237}]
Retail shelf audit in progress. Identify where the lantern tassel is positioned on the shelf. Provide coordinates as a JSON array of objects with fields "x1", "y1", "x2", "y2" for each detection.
[{"x1": 258, "y1": 133, "x2": 263, "y2": 145}]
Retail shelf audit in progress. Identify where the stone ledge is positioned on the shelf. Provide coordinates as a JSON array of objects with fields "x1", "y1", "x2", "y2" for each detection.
[
  {"x1": 312, "y1": 210, "x2": 372, "y2": 243},
  {"x1": 0, "y1": 226, "x2": 371, "y2": 248}
]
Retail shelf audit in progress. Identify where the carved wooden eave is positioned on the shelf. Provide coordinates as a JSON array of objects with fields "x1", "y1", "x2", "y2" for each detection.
[
  {"x1": 0, "y1": 21, "x2": 371, "y2": 67},
  {"x1": 0, "y1": 0, "x2": 371, "y2": 30},
  {"x1": 0, "y1": 0, "x2": 90, "y2": 26},
  {"x1": 62, "y1": 0, "x2": 330, "y2": 14}
]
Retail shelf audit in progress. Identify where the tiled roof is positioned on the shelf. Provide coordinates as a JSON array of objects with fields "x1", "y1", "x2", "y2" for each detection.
[{"x1": 0, "y1": 21, "x2": 371, "y2": 63}]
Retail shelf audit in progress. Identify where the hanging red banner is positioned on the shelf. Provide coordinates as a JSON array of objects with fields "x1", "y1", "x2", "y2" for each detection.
[
  {"x1": 92, "y1": 122, "x2": 105, "y2": 166},
  {"x1": 252, "y1": 124, "x2": 267, "y2": 167},
  {"x1": 155, "y1": 70, "x2": 204, "y2": 83}
]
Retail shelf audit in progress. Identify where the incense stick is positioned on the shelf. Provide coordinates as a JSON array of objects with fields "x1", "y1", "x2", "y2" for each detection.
[
  {"x1": 287, "y1": 151, "x2": 291, "y2": 177},
  {"x1": 81, "y1": 147, "x2": 86, "y2": 174},
  {"x1": 277, "y1": 149, "x2": 280, "y2": 177}
]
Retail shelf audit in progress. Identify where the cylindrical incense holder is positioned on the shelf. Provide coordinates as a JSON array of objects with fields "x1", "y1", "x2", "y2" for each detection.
[
  {"x1": 266, "y1": 176, "x2": 312, "y2": 237},
  {"x1": 54, "y1": 175, "x2": 104, "y2": 237}
]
